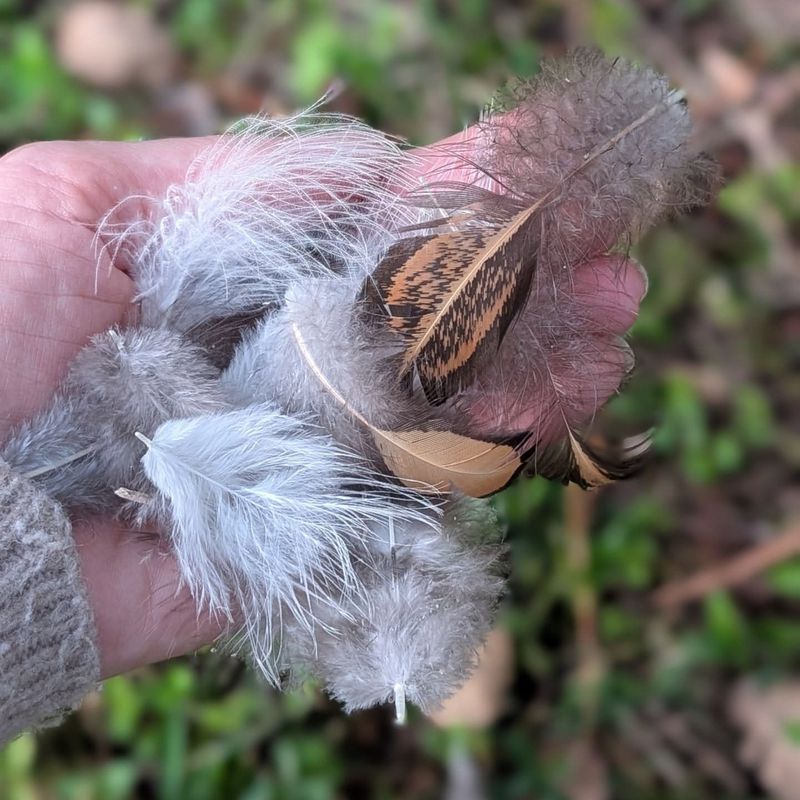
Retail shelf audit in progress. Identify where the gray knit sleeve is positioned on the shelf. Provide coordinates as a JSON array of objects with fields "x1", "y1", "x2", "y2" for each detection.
[{"x1": 0, "y1": 460, "x2": 100, "y2": 746}]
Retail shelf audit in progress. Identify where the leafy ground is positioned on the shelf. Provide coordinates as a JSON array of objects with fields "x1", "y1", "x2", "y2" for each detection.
[{"x1": 1, "y1": 0, "x2": 799, "y2": 798}]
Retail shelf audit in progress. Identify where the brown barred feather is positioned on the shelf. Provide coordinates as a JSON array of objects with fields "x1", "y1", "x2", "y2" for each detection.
[
  {"x1": 360, "y1": 50, "x2": 717, "y2": 493},
  {"x1": 522, "y1": 430, "x2": 652, "y2": 489},
  {"x1": 365, "y1": 204, "x2": 539, "y2": 404}
]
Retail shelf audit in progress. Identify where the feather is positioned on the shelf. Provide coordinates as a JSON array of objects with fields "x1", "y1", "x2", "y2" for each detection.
[
  {"x1": 2, "y1": 327, "x2": 229, "y2": 512},
  {"x1": 1, "y1": 393, "x2": 110, "y2": 509},
  {"x1": 453, "y1": 255, "x2": 647, "y2": 487},
  {"x1": 280, "y1": 499, "x2": 505, "y2": 715},
  {"x1": 477, "y1": 50, "x2": 717, "y2": 267},
  {"x1": 136, "y1": 404, "x2": 441, "y2": 682},
  {"x1": 362, "y1": 49, "x2": 716, "y2": 488},
  {"x1": 362, "y1": 209, "x2": 538, "y2": 403},
  {"x1": 98, "y1": 110, "x2": 416, "y2": 358},
  {"x1": 223, "y1": 276, "x2": 521, "y2": 496},
  {"x1": 222, "y1": 277, "x2": 418, "y2": 453},
  {"x1": 289, "y1": 319, "x2": 520, "y2": 495}
]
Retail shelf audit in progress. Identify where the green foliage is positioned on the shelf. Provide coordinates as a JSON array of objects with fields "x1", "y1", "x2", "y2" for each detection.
[
  {"x1": 593, "y1": 498, "x2": 667, "y2": 590},
  {"x1": 0, "y1": 22, "x2": 86, "y2": 140},
  {"x1": 766, "y1": 558, "x2": 800, "y2": 599},
  {"x1": 0, "y1": 1, "x2": 796, "y2": 797},
  {"x1": 703, "y1": 591, "x2": 752, "y2": 667}
]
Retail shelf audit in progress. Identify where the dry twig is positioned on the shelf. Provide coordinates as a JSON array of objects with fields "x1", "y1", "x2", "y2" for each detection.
[{"x1": 653, "y1": 522, "x2": 800, "y2": 609}]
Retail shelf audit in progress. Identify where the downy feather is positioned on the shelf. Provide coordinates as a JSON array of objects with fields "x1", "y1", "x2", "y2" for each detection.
[
  {"x1": 2, "y1": 327, "x2": 229, "y2": 512},
  {"x1": 99, "y1": 111, "x2": 417, "y2": 361},
  {"x1": 280, "y1": 499, "x2": 506, "y2": 715},
  {"x1": 137, "y1": 404, "x2": 441, "y2": 683},
  {"x1": 223, "y1": 276, "x2": 418, "y2": 451}
]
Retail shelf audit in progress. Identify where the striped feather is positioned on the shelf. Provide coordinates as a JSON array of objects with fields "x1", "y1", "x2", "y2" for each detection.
[{"x1": 365, "y1": 203, "x2": 539, "y2": 403}]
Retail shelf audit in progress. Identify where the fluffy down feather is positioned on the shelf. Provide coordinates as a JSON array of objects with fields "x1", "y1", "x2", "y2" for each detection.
[
  {"x1": 281, "y1": 500, "x2": 505, "y2": 715},
  {"x1": 137, "y1": 404, "x2": 440, "y2": 683},
  {"x1": 434, "y1": 49, "x2": 717, "y2": 263},
  {"x1": 2, "y1": 327, "x2": 228, "y2": 512},
  {"x1": 222, "y1": 276, "x2": 427, "y2": 457},
  {"x1": 100, "y1": 112, "x2": 417, "y2": 355}
]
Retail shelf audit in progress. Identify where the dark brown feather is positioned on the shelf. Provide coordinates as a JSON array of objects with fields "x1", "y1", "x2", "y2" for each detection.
[
  {"x1": 521, "y1": 430, "x2": 651, "y2": 489},
  {"x1": 364, "y1": 204, "x2": 539, "y2": 403},
  {"x1": 186, "y1": 307, "x2": 270, "y2": 369}
]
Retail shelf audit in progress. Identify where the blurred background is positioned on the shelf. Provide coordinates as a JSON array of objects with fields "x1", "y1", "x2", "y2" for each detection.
[{"x1": 1, "y1": 0, "x2": 799, "y2": 798}]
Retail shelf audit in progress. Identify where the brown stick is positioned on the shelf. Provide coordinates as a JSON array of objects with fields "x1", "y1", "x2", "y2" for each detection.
[
  {"x1": 653, "y1": 522, "x2": 800, "y2": 609},
  {"x1": 564, "y1": 484, "x2": 604, "y2": 722}
]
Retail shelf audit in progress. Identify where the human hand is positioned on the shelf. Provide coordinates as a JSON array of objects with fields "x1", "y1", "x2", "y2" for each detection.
[
  {"x1": 0, "y1": 137, "x2": 224, "y2": 678},
  {"x1": 0, "y1": 129, "x2": 645, "y2": 680}
]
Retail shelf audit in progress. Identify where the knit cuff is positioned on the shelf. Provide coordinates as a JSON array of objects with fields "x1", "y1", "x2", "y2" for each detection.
[{"x1": 0, "y1": 460, "x2": 100, "y2": 745}]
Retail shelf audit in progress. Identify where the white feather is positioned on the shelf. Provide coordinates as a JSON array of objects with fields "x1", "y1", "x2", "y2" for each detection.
[
  {"x1": 137, "y1": 404, "x2": 439, "y2": 682},
  {"x1": 98, "y1": 111, "x2": 419, "y2": 334},
  {"x1": 280, "y1": 499, "x2": 506, "y2": 714}
]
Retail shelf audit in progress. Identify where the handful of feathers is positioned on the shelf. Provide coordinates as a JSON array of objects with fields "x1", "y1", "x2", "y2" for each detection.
[{"x1": 3, "y1": 51, "x2": 715, "y2": 719}]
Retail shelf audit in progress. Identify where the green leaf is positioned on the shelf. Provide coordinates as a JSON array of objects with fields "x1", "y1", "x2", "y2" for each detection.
[
  {"x1": 104, "y1": 676, "x2": 142, "y2": 743},
  {"x1": 767, "y1": 558, "x2": 800, "y2": 599},
  {"x1": 703, "y1": 590, "x2": 751, "y2": 665}
]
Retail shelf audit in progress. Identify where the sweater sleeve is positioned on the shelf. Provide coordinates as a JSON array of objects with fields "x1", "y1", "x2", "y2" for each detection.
[{"x1": 0, "y1": 460, "x2": 100, "y2": 746}]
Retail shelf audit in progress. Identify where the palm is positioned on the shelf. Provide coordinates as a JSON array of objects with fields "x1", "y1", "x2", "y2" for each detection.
[
  {"x1": 0, "y1": 175, "x2": 124, "y2": 429},
  {"x1": 0, "y1": 140, "x2": 216, "y2": 433},
  {"x1": 0, "y1": 132, "x2": 643, "y2": 678},
  {"x1": 0, "y1": 139, "x2": 218, "y2": 677}
]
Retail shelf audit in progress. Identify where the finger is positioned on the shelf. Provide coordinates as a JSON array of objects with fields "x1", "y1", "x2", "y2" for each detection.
[
  {"x1": 570, "y1": 255, "x2": 648, "y2": 334},
  {"x1": 407, "y1": 128, "x2": 489, "y2": 186},
  {"x1": 0, "y1": 137, "x2": 216, "y2": 226}
]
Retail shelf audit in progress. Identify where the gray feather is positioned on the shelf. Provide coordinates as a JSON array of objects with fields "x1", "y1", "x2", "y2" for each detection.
[
  {"x1": 2, "y1": 327, "x2": 229, "y2": 512},
  {"x1": 99, "y1": 112, "x2": 417, "y2": 345},
  {"x1": 281, "y1": 500, "x2": 506, "y2": 714},
  {"x1": 138, "y1": 404, "x2": 441, "y2": 683},
  {"x1": 222, "y1": 276, "x2": 428, "y2": 460}
]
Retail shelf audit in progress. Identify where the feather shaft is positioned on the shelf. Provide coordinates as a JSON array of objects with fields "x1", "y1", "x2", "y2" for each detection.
[{"x1": 291, "y1": 322, "x2": 520, "y2": 496}]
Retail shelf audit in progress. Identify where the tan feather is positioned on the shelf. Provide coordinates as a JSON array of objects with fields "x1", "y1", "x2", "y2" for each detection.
[
  {"x1": 366, "y1": 204, "x2": 539, "y2": 403},
  {"x1": 291, "y1": 323, "x2": 520, "y2": 496}
]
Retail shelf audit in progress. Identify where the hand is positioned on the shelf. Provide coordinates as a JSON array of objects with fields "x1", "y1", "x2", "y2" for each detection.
[
  {"x1": 0, "y1": 130, "x2": 644, "y2": 680},
  {"x1": 0, "y1": 137, "x2": 223, "y2": 678}
]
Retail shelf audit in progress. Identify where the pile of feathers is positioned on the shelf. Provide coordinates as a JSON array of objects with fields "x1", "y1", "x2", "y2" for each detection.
[{"x1": 3, "y1": 50, "x2": 716, "y2": 720}]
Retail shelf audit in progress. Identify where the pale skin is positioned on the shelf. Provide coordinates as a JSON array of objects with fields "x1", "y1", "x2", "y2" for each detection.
[{"x1": 0, "y1": 131, "x2": 645, "y2": 680}]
